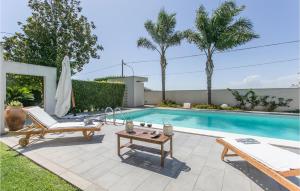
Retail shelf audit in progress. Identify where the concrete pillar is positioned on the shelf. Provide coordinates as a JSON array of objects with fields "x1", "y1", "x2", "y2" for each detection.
[
  {"x1": 44, "y1": 74, "x2": 57, "y2": 114},
  {"x1": 0, "y1": 45, "x2": 5, "y2": 134}
]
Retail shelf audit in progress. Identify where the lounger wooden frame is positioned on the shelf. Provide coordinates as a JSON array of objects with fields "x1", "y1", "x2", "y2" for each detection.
[
  {"x1": 10, "y1": 108, "x2": 103, "y2": 147},
  {"x1": 216, "y1": 138, "x2": 300, "y2": 191}
]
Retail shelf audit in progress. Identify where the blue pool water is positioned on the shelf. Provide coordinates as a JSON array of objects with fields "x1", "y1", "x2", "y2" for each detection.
[{"x1": 113, "y1": 108, "x2": 300, "y2": 141}]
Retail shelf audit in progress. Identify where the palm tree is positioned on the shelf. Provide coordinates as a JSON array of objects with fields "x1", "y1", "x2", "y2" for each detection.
[
  {"x1": 185, "y1": 1, "x2": 259, "y2": 104},
  {"x1": 137, "y1": 9, "x2": 183, "y2": 102}
]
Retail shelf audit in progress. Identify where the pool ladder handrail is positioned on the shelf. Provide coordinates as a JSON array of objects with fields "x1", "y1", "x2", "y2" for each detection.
[
  {"x1": 104, "y1": 107, "x2": 125, "y2": 125},
  {"x1": 114, "y1": 107, "x2": 126, "y2": 125}
]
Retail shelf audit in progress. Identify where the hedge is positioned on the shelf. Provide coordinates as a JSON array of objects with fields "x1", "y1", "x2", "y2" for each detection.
[{"x1": 72, "y1": 80, "x2": 125, "y2": 112}]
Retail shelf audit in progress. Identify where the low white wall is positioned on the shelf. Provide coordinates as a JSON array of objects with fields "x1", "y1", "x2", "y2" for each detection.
[{"x1": 145, "y1": 88, "x2": 300, "y2": 111}]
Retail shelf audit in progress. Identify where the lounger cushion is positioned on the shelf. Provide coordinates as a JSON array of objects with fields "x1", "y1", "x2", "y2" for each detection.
[
  {"x1": 222, "y1": 138, "x2": 300, "y2": 172},
  {"x1": 50, "y1": 122, "x2": 101, "y2": 128},
  {"x1": 24, "y1": 107, "x2": 58, "y2": 128}
]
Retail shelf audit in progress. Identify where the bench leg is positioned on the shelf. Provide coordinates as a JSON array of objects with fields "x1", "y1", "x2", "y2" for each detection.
[
  {"x1": 221, "y1": 147, "x2": 229, "y2": 161},
  {"x1": 19, "y1": 134, "x2": 31, "y2": 147}
]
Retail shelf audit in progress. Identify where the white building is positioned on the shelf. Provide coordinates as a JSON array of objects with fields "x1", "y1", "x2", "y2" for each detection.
[{"x1": 107, "y1": 76, "x2": 148, "y2": 107}]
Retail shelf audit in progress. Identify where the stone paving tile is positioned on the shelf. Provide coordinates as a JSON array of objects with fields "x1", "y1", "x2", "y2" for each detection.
[
  {"x1": 81, "y1": 159, "x2": 120, "y2": 181},
  {"x1": 222, "y1": 171, "x2": 251, "y2": 191},
  {"x1": 83, "y1": 183, "x2": 107, "y2": 191},
  {"x1": 194, "y1": 166, "x2": 224, "y2": 191},
  {"x1": 110, "y1": 163, "x2": 136, "y2": 177},
  {"x1": 173, "y1": 146, "x2": 193, "y2": 160},
  {"x1": 192, "y1": 144, "x2": 211, "y2": 157},
  {"x1": 60, "y1": 171, "x2": 92, "y2": 190},
  {"x1": 135, "y1": 173, "x2": 172, "y2": 191},
  {"x1": 185, "y1": 155, "x2": 206, "y2": 174},
  {"x1": 205, "y1": 158, "x2": 227, "y2": 170},
  {"x1": 164, "y1": 172, "x2": 199, "y2": 191},
  {"x1": 250, "y1": 181, "x2": 265, "y2": 191},
  {"x1": 70, "y1": 155, "x2": 107, "y2": 174},
  {"x1": 61, "y1": 157, "x2": 84, "y2": 169},
  {"x1": 109, "y1": 168, "x2": 151, "y2": 191},
  {"x1": 247, "y1": 166, "x2": 282, "y2": 191},
  {"x1": 26, "y1": 152, "x2": 67, "y2": 175},
  {"x1": 224, "y1": 159, "x2": 249, "y2": 176},
  {"x1": 93, "y1": 172, "x2": 121, "y2": 190}
]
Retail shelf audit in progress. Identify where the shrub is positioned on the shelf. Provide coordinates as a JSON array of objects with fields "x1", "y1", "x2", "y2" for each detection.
[
  {"x1": 72, "y1": 80, "x2": 125, "y2": 112},
  {"x1": 228, "y1": 89, "x2": 261, "y2": 110},
  {"x1": 158, "y1": 100, "x2": 182, "y2": 108},
  {"x1": 7, "y1": 101, "x2": 23, "y2": 107},
  {"x1": 245, "y1": 90, "x2": 261, "y2": 110},
  {"x1": 6, "y1": 86, "x2": 34, "y2": 106},
  {"x1": 260, "y1": 96, "x2": 293, "y2": 112},
  {"x1": 192, "y1": 104, "x2": 219, "y2": 109},
  {"x1": 192, "y1": 104, "x2": 240, "y2": 110},
  {"x1": 228, "y1": 88, "x2": 293, "y2": 112},
  {"x1": 227, "y1": 88, "x2": 248, "y2": 109}
]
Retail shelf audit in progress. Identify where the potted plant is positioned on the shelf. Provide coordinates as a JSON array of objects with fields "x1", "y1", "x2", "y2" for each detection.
[{"x1": 4, "y1": 101, "x2": 26, "y2": 131}]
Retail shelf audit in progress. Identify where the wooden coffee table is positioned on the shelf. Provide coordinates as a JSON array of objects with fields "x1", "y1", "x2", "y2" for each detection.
[{"x1": 116, "y1": 128, "x2": 173, "y2": 167}]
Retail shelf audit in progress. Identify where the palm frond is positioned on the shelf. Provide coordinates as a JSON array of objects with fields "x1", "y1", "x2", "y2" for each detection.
[
  {"x1": 184, "y1": 29, "x2": 207, "y2": 51},
  {"x1": 139, "y1": 9, "x2": 182, "y2": 53},
  {"x1": 166, "y1": 31, "x2": 183, "y2": 48},
  {"x1": 144, "y1": 20, "x2": 161, "y2": 44},
  {"x1": 137, "y1": 37, "x2": 158, "y2": 51},
  {"x1": 212, "y1": 1, "x2": 244, "y2": 27},
  {"x1": 195, "y1": 5, "x2": 211, "y2": 46},
  {"x1": 157, "y1": 9, "x2": 176, "y2": 43},
  {"x1": 215, "y1": 17, "x2": 259, "y2": 50}
]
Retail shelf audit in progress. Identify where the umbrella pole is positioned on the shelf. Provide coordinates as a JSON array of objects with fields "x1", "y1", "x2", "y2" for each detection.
[{"x1": 71, "y1": 90, "x2": 76, "y2": 116}]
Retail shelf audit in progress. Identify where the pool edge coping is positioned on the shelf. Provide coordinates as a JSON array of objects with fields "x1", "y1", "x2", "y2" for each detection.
[{"x1": 109, "y1": 107, "x2": 300, "y2": 149}]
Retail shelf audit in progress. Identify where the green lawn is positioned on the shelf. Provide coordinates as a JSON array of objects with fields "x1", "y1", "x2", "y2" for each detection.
[{"x1": 0, "y1": 142, "x2": 80, "y2": 191}]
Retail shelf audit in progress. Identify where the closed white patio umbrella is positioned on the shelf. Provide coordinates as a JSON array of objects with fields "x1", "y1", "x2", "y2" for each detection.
[{"x1": 54, "y1": 56, "x2": 72, "y2": 117}]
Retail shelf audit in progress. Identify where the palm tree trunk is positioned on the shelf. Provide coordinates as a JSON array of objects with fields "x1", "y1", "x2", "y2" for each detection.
[
  {"x1": 162, "y1": 67, "x2": 166, "y2": 101},
  {"x1": 161, "y1": 54, "x2": 166, "y2": 102},
  {"x1": 205, "y1": 53, "x2": 214, "y2": 105}
]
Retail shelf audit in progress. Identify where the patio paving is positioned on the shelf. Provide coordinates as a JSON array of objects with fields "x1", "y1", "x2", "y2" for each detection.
[{"x1": 1, "y1": 123, "x2": 299, "y2": 191}]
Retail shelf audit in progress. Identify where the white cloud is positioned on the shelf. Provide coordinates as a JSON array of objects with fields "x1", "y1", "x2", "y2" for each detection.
[{"x1": 228, "y1": 74, "x2": 299, "y2": 88}]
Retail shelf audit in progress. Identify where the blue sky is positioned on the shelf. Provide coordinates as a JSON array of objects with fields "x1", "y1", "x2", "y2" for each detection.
[{"x1": 1, "y1": 0, "x2": 299, "y2": 90}]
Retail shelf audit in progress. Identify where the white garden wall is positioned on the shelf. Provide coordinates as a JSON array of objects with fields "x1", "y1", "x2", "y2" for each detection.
[{"x1": 145, "y1": 88, "x2": 300, "y2": 111}]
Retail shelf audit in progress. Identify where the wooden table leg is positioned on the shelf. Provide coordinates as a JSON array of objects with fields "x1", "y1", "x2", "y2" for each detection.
[
  {"x1": 117, "y1": 135, "x2": 121, "y2": 156},
  {"x1": 170, "y1": 136, "x2": 173, "y2": 158},
  {"x1": 161, "y1": 143, "x2": 164, "y2": 167}
]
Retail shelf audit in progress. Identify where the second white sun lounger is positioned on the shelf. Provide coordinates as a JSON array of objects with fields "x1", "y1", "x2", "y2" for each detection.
[
  {"x1": 217, "y1": 138, "x2": 300, "y2": 191},
  {"x1": 12, "y1": 106, "x2": 103, "y2": 147}
]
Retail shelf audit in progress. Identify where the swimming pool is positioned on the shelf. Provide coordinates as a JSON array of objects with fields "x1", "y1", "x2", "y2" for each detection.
[{"x1": 113, "y1": 108, "x2": 300, "y2": 141}]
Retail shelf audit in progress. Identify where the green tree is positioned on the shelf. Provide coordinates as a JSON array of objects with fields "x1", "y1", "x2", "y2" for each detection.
[
  {"x1": 137, "y1": 9, "x2": 183, "y2": 101},
  {"x1": 3, "y1": 0, "x2": 103, "y2": 75},
  {"x1": 185, "y1": 1, "x2": 258, "y2": 104}
]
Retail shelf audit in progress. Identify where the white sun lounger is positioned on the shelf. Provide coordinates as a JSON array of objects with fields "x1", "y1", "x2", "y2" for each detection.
[
  {"x1": 217, "y1": 138, "x2": 300, "y2": 191},
  {"x1": 183, "y1": 103, "x2": 191, "y2": 109},
  {"x1": 12, "y1": 106, "x2": 103, "y2": 147}
]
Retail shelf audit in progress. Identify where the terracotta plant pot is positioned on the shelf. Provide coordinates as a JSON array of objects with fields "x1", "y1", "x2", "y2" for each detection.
[{"x1": 4, "y1": 106, "x2": 26, "y2": 131}]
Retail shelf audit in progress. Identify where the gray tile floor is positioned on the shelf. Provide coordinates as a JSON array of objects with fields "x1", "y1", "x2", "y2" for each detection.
[{"x1": 2, "y1": 124, "x2": 300, "y2": 191}]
